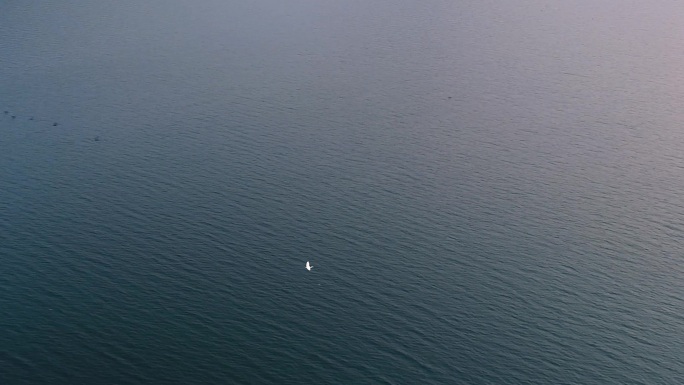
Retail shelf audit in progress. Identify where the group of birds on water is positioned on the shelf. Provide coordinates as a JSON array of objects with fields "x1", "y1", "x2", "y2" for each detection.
[
  {"x1": 3, "y1": 109, "x2": 99, "y2": 141},
  {"x1": 4, "y1": 110, "x2": 58, "y2": 126}
]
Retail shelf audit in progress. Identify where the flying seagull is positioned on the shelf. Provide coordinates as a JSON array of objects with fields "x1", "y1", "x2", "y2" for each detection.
[{"x1": 306, "y1": 261, "x2": 313, "y2": 271}]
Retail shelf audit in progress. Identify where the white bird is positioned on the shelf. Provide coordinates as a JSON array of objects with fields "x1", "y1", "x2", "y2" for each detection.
[{"x1": 306, "y1": 261, "x2": 313, "y2": 271}]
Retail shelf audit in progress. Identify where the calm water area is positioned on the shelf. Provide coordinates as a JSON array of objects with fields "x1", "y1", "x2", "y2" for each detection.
[{"x1": 1, "y1": 1, "x2": 684, "y2": 383}]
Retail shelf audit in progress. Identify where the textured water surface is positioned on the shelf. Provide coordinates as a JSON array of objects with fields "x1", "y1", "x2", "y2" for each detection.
[{"x1": 1, "y1": 1, "x2": 684, "y2": 383}]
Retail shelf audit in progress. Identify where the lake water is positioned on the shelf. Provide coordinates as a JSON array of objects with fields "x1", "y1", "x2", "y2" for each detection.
[{"x1": 1, "y1": 1, "x2": 684, "y2": 383}]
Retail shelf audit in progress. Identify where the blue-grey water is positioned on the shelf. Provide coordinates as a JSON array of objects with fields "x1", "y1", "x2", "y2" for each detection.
[{"x1": 2, "y1": 1, "x2": 684, "y2": 383}]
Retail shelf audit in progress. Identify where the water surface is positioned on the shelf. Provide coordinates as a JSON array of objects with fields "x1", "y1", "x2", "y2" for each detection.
[{"x1": 1, "y1": 1, "x2": 684, "y2": 383}]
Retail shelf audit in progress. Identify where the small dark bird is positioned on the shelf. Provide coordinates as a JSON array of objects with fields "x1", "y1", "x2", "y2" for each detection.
[
  {"x1": 53, "y1": 122, "x2": 59, "y2": 126},
  {"x1": 94, "y1": 136, "x2": 100, "y2": 141},
  {"x1": 29, "y1": 117, "x2": 34, "y2": 121},
  {"x1": 11, "y1": 115, "x2": 16, "y2": 119}
]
